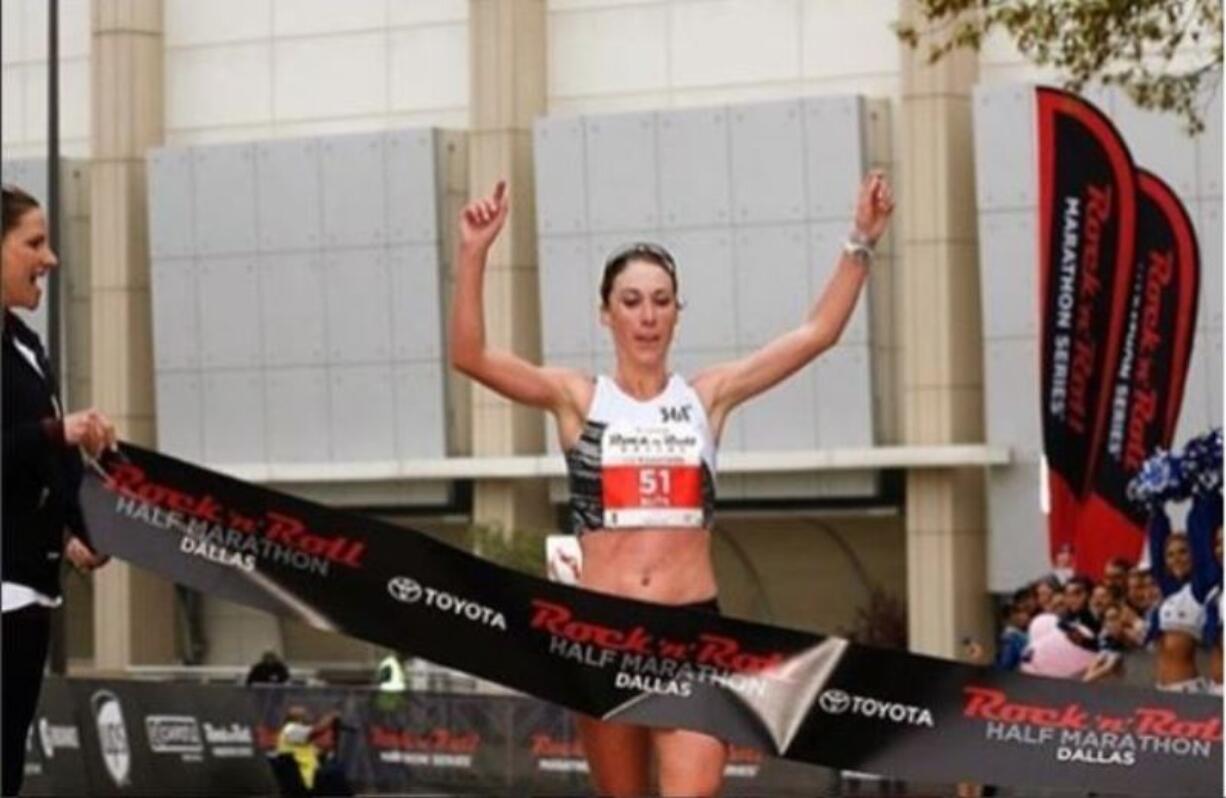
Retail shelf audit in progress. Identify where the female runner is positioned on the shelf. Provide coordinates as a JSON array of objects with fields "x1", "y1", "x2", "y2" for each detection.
[{"x1": 450, "y1": 173, "x2": 893, "y2": 797}]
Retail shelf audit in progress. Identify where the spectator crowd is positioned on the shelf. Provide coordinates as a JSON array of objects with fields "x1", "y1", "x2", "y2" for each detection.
[{"x1": 992, "y1": 429, "x2": 1223, "y2": 693}]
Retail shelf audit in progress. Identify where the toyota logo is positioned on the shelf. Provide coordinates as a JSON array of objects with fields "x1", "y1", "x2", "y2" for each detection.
[
  {"x1": 387, "y1": 577, "x2": 423, "y2": 604},
  {"x1": 818, "y1": 689, "x2": 851, "y2": 714}
]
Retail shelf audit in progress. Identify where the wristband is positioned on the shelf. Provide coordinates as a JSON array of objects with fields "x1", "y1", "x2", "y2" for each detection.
[{"x1": 843, "y1": 239, "x2": 874, "y2": 266}]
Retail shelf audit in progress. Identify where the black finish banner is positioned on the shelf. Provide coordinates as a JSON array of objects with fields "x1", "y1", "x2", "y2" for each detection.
[
  {"x1": 1085, "y1": 169, "x2": 1200, "y2": 548},
  {"x1": 80, "y1": 445, "x2": 1222, "y2": 796},
  {"x1": 1037, "y1": 86, "x2": 1140, "y2": 576},
  {"x1": 248, "y1": 686, "x2": 829, "y2": 795}
]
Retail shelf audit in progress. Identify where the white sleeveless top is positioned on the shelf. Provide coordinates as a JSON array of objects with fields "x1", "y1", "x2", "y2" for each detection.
[{"x1": 564, "y1": 375, "x2": 718, "y2": 533}]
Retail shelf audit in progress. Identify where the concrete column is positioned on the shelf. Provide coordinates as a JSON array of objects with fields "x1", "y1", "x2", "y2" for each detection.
[
  {"x1": 897, "y1": 1, "x2": 991, "y2": 657},
  {"x1": 89, "y1": 0, "x2": 175, "y2": 669},
  {"x1": 466, "y1": 0, "x2": 554, "y2": 534}
]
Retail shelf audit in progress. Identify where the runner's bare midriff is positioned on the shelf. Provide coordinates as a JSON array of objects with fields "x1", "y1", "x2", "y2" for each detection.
[{"x1": 578, "y1": 527, "x2": 716, "y2": 604}]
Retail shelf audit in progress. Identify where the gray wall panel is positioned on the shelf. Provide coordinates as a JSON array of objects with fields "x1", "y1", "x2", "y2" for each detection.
[
  {"x1": 264, "y1": 367, "x2": 331, "y2": 462},
  {"x1": 534, "y1": 116, "x2": 588, "y2": 235},
  {"x1": 1197, "y1": 200, "x2": 1222, "y2": 330},
  {"x1": 1114, "y1": 101, "x2": 1198, "y2": 200},
  {"x1": 259, "y1": 252, "x2": 327, "y2": 367},
  {"x1": 1177, "y1": 334, "x2": 1211, "y2": 446},
  {"x1": 150, "y1": 128, "x2": 450, "y2": 467},
  {"x1": 1175, "y1": 332, "x2": 1222, "y2": 448},
  {"x1": 984, "y1": 338, "x2": 1042, "y2": 460},
  {"x1": 394, "y1": 362, "x2": 446, "y2": 458},
  {"x1": 1210, "y1": 336, "x2": 1223, "y2": 440},
  {"x1": 729, "y1": 100, "x2": 805, "y2": 224},
  {"x1": 665, "y1": 229, "x2": 736, "y2": 351},
  {"x1": 585, "y1": 112, "x2": 658, "y2": 232},
  {"x1": 734, "y1": 224, "x2": 808, "y2": 347},
  {"x1": 972, "y1": 86, "x2": 1036, "y2": 211},
  {"x1": 193, "y1": 144, "x2": 258, "y2": 256},
  {"x1": 154, "y1": 372, "x2": 202, "y2": 462},
  {"x1": 148, "y1": 149, "x2": 195, "y2": 258},
  {"x1": 539, "y1": 236, "x2": 594, "y2": 357},
  {"x1": 330, "y1": 365, "x2": 396, "y2": 461},
  {"x1": 201, "y1": 370, "x2": 266, "y2": 463},
  {"x1": 815, "y1": 346, "x2": 873, "y2": 447},
  {"x1": 739, "y1": 367, "x2": 817, "y2": 450},
  {"x1": 657, "y1": 107, "x2": 731, "y2": 229},
  {"x1": 151, "y1": 257, "x2": 200, "y2": 370},
  {"x1": 803, "y1": 96, "x2": 864, "y2": 220},
  {"x1": 979, "y1": 211, "x2": 1038, "y2": 338},
  {"x1": 987, "y1": 459, "x2": 1049, "y2": 591},
  {"x1": 1199, "y1": 88, "x2": 1222, "y2": 198},
  {"x1": 198, "y1": 256, "x2": 262, "y2": 369},
  {"x1": 323, "y1": 248, "x2": 392, "y2": 364},
  {"x1": 809, "y1": 221, "x2": 868, "y2": 344},
  {"x1": 321, "y1": 133, "x2": 386, "y2": 249},
  {"x1": 387, "y1": 130, "x2": 439, "y2": 244},
  {"x1": 388, "y1": 244, "x2": 444, "y2": 361},
  {"x1": 256, "y1": 138, "x2": 322, "y2": 252}
]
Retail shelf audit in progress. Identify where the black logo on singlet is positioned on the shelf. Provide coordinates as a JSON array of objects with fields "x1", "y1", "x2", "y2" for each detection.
[{"x1": 660, "y1": 405, "x2": 692, "y2": 424}]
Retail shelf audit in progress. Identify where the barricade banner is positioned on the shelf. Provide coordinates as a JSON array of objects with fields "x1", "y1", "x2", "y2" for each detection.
[
  {"x1": 1081, "y1": 169, "x2": 1200, "y2": 572},
  {"x1": 26, "y1": 678, "x2": 271, "y2": 797},
  {"x1": 81, "y1": 444, "x2": 1222, "y2": 796},
  {"x1": 1037, "y1": 86, "x2": 1140, "y2": 571},
  {"x1": 248, "y1": 683, "x2": 830, "y2": 795},
  {"x1": 22, "y1": 678, "x2": 90, "y2": 797}
]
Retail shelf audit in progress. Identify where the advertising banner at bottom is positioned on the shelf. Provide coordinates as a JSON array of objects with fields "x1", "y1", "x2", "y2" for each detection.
[
  {"x1": 78, "y1": 445, "x2": 1222, "y2": 796},
  {"x1": 22, "y1": 679, "x2": 271, "y2": 797}
]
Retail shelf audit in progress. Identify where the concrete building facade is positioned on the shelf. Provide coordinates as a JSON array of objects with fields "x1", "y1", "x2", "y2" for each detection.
[{"x1": 2, "y1": 0, "x2": 1219, "y2": 673}]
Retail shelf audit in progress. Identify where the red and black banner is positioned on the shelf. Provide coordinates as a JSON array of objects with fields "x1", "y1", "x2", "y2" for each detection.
[
  {"x1": 1036, "y1": 86, "x2": 1139, "y2": 568},
  {"x1": 80, "y1": 445, "x2": 1220, "y2": 796},
  {"x1": 1036, "y1": 87, "x2": 1203, "y2": 577},
  {"x1": 1079, "y1": 169, "x2": 1200, "y2": 573}
]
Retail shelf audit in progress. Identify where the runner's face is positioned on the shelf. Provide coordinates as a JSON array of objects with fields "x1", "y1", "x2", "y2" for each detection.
[
  {"x1": 601, "y1": 258, "x2": 678, "y2": 368},
  {"x1": 1, "y1": 207, "x2": 56, "y2": 311}
]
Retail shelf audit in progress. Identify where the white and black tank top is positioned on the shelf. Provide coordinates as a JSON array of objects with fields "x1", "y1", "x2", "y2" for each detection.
[{"x1": 564, "y1": 375, "x2": 717, "y2": 535}]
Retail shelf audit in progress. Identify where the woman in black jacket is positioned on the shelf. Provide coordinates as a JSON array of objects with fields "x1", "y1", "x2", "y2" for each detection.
[{"x1": 2, "y1": 184, "x2": 115, "y2": 796}]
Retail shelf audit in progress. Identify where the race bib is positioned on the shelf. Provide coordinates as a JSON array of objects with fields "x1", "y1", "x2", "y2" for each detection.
[{"x1": 600, "y1": 423, "x2": 703, "y2": 528}]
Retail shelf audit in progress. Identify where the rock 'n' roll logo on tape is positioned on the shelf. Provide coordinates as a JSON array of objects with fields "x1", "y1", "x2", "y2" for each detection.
[{"x1": 105, "y1": 461, "x2": 367, "y2": 577}]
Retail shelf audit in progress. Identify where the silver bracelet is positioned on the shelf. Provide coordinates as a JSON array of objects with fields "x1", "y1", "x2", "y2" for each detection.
[
  {"x1": 847, "y1": 228, "x2": 876, "y2": 248},
  {"x1": 843, "y1": 239, "x2": 873, "y2": 266}
]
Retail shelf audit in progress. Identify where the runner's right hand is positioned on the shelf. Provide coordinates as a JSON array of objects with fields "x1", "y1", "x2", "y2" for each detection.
[{"x1": 459, "y1": 180, "x2": 508, "y2": 253}]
